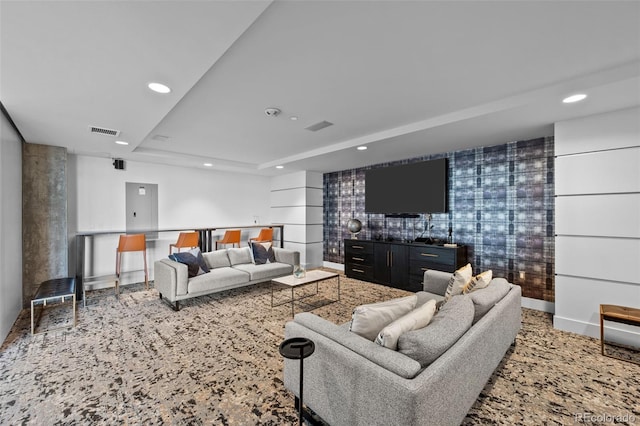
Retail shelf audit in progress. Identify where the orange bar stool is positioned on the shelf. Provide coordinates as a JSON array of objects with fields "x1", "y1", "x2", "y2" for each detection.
[
  {"x1": 116, "y1": 234, "x2": 149, "y2": 297},
  {"x1": 170, "y1": 231, "x2": 199, "y2": 254},
  {"x1": 249, "y1": 228, "x2": 273, "y2": 244},
  {"x1": 215, "y1": 229, "x2": 241, "y2": 249}
]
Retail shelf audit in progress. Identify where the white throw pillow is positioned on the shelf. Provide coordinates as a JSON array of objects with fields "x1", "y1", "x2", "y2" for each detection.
[
  {"x1": 463, "y1": 270, "x2": 493, "y2": 294},
  {"x1": 375, "y1": 299, "x2": 437, "y2": 350},
  {"x1": 350, "y1": 295, "x2": 417, "y2": 341},
  {"x1": 443, "y1": 263, "x2": 472, "y2": 302}
]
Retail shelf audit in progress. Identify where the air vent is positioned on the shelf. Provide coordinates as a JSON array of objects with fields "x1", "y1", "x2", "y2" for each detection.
[
  {"x1": 305, "y1": 120, "x2": 333, "y2": 132},
  {"x1": 89, "y1": 126, "x2": 120, "y2": 137},
  {"x1": 151, "y1": 134, "x2": 170, "y2": 142}
]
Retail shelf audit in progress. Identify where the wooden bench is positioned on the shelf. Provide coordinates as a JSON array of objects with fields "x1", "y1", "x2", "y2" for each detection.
[
  {"x1": 599, "y1": 304, "x2": 640, "y2": 365},
  {"x1": 31, "y1": 277, "x2": 76, "y2": 335}
]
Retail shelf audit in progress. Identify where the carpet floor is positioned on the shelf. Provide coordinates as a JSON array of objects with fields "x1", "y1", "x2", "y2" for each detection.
[{"x1": 1, "y1": 274, "x2": 638, "y2": 425}]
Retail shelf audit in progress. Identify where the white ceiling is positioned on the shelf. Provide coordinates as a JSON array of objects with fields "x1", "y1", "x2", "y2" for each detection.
[{"x1": 2, "y1": 0, "x2": 639, "y2": 176}]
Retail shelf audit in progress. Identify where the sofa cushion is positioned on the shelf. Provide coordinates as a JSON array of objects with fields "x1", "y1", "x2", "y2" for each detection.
[
  {"x1": 294, "y1": 312, "x2": 422, "y2": 379},
  {"x1": 398, "y1": 295, "x2": 474, "y2": 367},
  {"x1": 250, "y1": 241, "x2": 276, "y2": 265},
  {"x1": 463, "y1": 270, "x2": 492, "y2": 294},
  {"x1": 350, "y1": 295, "x2": 417, "y2": 341},
  {"x1": 169, "y1": 252, "x2": 203, "y2": 278},
  {"x1": 188, "y1": 247, "x2": 210, "y2": 274},
  {"x1": 375, "y1": 299, "x2": 437, "y2": 350},
  {"x1": 468, "y1": 278, "x2": 512, "y2": 323},
  {"x1": 187, "y1": 267, "x2": 249, "y2": 294},
  {"x1": 202, "y1": 250, "x2": 231, "y2": 269},
  {"x1": 227, "y1": 247, "x2": 253, "y2": 265},
  {"x1": 443, "y1": 263, "x2": 472, "y2": 303},
  {"x1": 232, "y1": 262, "x2": 293, "y2": 281}
]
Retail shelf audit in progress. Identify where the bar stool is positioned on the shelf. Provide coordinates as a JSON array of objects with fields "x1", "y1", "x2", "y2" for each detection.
[
  {"x1": 116, "y1": 234, "x2": 148, "y2": 297},
  {"x1": 215, "y1": 229, "x2": 241, "y2": 249},
  {"x1": 249, "y1": 228, "x2": 273, "y2": 244},
  {"x1": 169, "y1": 231, "x2": 199, "y2": 254}
]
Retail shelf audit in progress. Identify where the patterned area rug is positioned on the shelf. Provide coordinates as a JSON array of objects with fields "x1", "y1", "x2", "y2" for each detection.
[{"x1": 1, "y1": 274, "x2": 638, "y2": 425}]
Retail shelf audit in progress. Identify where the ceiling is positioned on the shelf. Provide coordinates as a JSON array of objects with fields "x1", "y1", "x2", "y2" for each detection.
[{"x1": 2, "y1": 1, "x2": 639, "y2": 176}]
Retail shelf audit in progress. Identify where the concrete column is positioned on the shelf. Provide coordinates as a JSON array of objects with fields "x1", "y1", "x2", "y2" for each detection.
[{"x1": 22, "y1": 143, "x2": 68, "y2": 306}]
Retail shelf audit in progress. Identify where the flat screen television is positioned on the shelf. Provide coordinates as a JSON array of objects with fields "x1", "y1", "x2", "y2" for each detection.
[{"x1": 365, "y1": 158, "x2": 448, "y2": 215}]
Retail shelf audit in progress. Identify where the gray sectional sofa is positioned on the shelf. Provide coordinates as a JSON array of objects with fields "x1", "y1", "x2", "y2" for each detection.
[
  {"x1": 283, "y1": 269, "x2": 522, "y2": 426},
  {"x1": 154, "y1": 246, "x2": 299, "y2": 310}
]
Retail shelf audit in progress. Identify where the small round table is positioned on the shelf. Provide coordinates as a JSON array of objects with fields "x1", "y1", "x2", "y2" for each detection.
[{"x1": 280, "y1": 337, "x2": 315, "y2": 425}]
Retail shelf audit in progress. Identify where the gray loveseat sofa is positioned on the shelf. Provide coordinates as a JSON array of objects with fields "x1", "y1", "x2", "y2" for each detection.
[
  {"x1": 154, "y1": 246, "x2": 299, "y2": 310},
  {"x1": 283, "y1": 269, "x2": 521, "y2": 426}
]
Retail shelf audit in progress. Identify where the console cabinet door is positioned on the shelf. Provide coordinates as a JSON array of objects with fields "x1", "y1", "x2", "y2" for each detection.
[
  {"x1": 374, "y1": 243, "x2": 410, "y2": 291},
  {"x1": 389, "y1": 244, "x2": 410, "y2": 290},
  {"x1": 373, "y1": 243, "x2": 391, "y2": 283}
]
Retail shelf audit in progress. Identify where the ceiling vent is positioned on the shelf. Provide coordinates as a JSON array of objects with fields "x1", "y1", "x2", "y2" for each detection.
[
  {"x1": 305, "y1": 120, "x2": 333, "y2": 132},
  {"x1": 89, "y1": 125, "x2": 120, "y2": 137}
]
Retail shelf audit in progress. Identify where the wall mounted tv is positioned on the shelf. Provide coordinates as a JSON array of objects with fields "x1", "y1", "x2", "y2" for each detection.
[{"x1": 365, "y1": 158, "x2": 448, "y2": 215}]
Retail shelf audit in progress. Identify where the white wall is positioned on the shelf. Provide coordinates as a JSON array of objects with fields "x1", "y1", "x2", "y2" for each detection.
[
  {"x1": 0, "y1": 111, "x2": 23, "y2": 343},
  {"x1": 554, "y1": 107, "x2": 640, "y2": 346},
  {"x1": 270, "y1": 171, "x2": 323, "y2": 268},
  {"x1": 69, "y1": 155, "x2": 272, "y2": 281}
]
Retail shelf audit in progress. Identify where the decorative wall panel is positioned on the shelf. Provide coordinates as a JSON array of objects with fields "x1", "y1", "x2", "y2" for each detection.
[
  {"x1": 323, "y1": 137, "x2": 555, "y2": 301},
  {"x1": 554, "y1": 107, "x2": 640, "y2": 343}
]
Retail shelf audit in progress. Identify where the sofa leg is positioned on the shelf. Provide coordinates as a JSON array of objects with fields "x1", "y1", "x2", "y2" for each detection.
[
  {"x1": 294, "y1": 397, "x2": 324, "y2": 426},
  {"x1": 159, "y1": 293, "x2": 163, "y2": 300},
  {"x1": 159, "y1": 296, "x2": 180, "y2": 312}
]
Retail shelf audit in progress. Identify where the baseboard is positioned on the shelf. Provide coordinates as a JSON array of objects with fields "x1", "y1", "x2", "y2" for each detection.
[
  {"x1": 521, "y1": 297, "x2": 555, "y2": 313},
  {"x1": 554, "y1": 315, "x2": 640, "y2": 347},
  {"x1": 323, "y1": 261, "x2": 344, "y2": 272}
]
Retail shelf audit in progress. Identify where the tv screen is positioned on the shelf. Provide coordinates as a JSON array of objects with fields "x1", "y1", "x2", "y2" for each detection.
[{"x1": 365, "y1": 158, "x2": 448, "y2": 214}]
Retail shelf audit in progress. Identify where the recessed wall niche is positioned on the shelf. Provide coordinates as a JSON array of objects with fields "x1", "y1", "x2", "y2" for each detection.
[{"x1": 323, "y1": 137, "x2": 554, "y2": 302}]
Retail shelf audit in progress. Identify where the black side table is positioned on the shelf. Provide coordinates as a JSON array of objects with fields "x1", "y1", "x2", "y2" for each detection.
[{"x1": 280, "y1": 337, "x2": 315, "y2": 426}]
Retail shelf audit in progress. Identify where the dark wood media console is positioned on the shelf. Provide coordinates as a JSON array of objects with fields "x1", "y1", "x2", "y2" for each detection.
[{"x1": 344, "y1": 239, "x2": 468, "y2": 292}]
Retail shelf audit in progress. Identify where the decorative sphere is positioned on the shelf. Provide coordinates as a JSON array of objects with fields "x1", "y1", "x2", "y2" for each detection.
[{"x1": 347, "y1": 219, "x2": 362, "y2": 234}]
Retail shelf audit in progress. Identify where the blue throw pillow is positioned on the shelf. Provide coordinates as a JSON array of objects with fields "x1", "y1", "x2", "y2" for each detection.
[
  {"x1": 188, "y1": 247, "x2": 210, "y2": 273},
  {"x1": 169, "y1": 252, "x2": 201, "y2": 278},
  {"x1": 251, "y1": 242, "x2": 275, "y2": 265}
]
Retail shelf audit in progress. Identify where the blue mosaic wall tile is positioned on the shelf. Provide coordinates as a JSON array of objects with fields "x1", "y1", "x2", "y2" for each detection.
[{"x1": 323, "y1": 137, "x2": 555, "y2": 301}]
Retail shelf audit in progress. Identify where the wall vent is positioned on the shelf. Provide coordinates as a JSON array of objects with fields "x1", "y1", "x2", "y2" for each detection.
[
  {"x1": 305, "y1": 120, "x2": 334, "y2": 132},
  {"x1": 89, "y1": 125, "x2": 120, "y2": 137}
]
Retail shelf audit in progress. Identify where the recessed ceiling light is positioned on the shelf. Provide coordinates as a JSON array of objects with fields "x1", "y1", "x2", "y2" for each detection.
[
  {"x1": 203, "y1": 163, "x2": 212, "y2": 167},
  {"x1": 563, "y1": 94, "x2": 587, "y2": 103},
  {"x1": 357, "y1": 146, "x2": 367, "y2": 151},
  {"x1": 290, "y1": 116, "x2": 298, "y2": 121},
  {"x1": 276, "y1": 165, "x2": 284, "y2": 169},
  {"x1": 148, "y1": 82, "x2": 171, "y2": 94},
  {"x1": 115, "y1": 140, "x2": 129, "y2": 145}
]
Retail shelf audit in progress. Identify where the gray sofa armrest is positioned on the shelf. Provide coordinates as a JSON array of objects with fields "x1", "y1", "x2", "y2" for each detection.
[
  {"x1": 423, "y1": 269, "x2": 452, "y2": 296},
  {"x1": 273, "y1": 247, "x2": 300, "y2": 266},
  {"x1": 154, "y1": 259, "x2": 188, "y2": 301}
]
